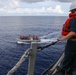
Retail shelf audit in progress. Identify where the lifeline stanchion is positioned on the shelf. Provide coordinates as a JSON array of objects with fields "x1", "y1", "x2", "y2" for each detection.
[{"x1": 28, "y1": 42, "x2": 38, "y2": 75}]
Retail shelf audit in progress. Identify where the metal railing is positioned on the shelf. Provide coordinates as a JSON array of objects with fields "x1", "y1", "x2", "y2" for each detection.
[{"x1": 7, "y1": 41, "x2": 58, "y2": 75}]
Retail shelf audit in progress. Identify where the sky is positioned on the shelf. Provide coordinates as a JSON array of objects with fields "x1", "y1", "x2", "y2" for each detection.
[{"x1": 0, "y1": 0, "x2": 76, "y2": 16}]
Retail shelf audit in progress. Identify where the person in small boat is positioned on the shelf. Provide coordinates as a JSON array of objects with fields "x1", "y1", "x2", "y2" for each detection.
[
  {"x1": 20, "y1": 36, "x2": 30, "y2": 40},
  {"x1": 57, "y1": 1, "x2": 76, "y2": 75}
]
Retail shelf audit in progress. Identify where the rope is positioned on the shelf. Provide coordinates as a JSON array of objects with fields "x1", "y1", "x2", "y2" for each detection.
[
  {"x1": 7, "y1": 40, "x2": 59, "y2": 75},
  {"x1": 37, "y1": 40, "x2": 58, "y2": 51},
  {"x1": 41, "y1": 52, "x2": 64, "y2": 75},
  {"x1": 7, "y1": 48, "x2": 31, "y2": 75}
]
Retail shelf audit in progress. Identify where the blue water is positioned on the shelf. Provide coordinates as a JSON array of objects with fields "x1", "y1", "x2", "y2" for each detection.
[{"x1": 0, "y1": 16, "x2": 67, "y2": 75}]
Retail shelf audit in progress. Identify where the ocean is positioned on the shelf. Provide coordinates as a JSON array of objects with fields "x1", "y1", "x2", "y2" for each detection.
[{"x1": 0, "y1": 16, "x2": 67, "y2": 75}]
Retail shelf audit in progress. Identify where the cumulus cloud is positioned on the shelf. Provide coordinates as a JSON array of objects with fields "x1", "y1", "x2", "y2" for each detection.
[
  {"x1": 0, "y1": 0, "x2": 67, "y2": 15},
  {"x1": 0, "y1": 4, "x2": 64, "y2": 15},
  {"x1": 54, "y1": 5, "x2": 63, "y2": 13},
  {"x1": 9, "y1": 0, "x2": 20, "y2": 8},
  {"x1": 0, "y1": 0, "x2": 20, "y2": 9},
  {"x1": 0, "y1": 0, "x2": 20, "y2": 13},
  {"x1": 31, "y1": 5, "x2": 64, "y2": 14}
]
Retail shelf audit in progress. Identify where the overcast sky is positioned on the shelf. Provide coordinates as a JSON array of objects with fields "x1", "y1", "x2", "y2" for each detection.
[{"x1": 0, "y1": 0, "x2": 76, "y2": 16}]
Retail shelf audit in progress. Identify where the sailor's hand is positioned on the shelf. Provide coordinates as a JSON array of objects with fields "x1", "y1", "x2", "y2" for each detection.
[{"x1": 57, "y1": 37, "x2": 64, "y2": 41}]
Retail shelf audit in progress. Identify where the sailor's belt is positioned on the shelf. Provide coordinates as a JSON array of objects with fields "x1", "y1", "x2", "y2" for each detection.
[{"x1": 70, "y1": 38, "x2": 76, "y2": 41}]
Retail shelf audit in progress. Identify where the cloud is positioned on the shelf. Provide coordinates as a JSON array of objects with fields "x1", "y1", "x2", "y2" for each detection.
[
  {"x1": 20, "y1": 0, "x2": 44, "y2": 3},
  {"x1": 51, "y1": 0, "x2": 75, "y2": 2},
  {"x1": 54, "y1": 5, "x2": 63, "y2": 13},
  {"x1": 0, "y1": 0, "x2": 68, "y2": 16},
  {"x1": 9, "y1": 0, "x2": 20, "y2": 8},
  {"x1": 0, "y1": 0, "x2": 20, "y2": 9},
  {"x1": 0, "y1": 0, "x2": 20, "y2": 14},
  {"x1": 20, "y1": 0, "x2": 75, "y2": 3},
  {"x1": 0, "y1": 4, "x2": 64, "y2": 15}
]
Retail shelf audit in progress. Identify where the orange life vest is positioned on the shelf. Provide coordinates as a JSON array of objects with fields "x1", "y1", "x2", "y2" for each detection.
[{"x1": 62, "y1": 12, "x2": 76, "y2": 37}]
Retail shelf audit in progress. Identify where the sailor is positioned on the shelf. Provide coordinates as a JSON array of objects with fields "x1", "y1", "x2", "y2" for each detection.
[{"x1": 57, "y1": 1, "x2": 76, "y2": 75}]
